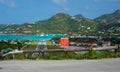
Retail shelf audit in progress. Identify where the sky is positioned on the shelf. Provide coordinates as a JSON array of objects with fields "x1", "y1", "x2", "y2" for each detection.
[{"x1": 0, "y1": 0, "x2": 120, "y2": 24}]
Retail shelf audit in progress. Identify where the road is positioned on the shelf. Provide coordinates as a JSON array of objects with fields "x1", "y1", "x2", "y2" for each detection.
[
  {"x1": 0, "y1": 58, "x2": 120, "y2": 72},
  {"x1": 32, "y1": 41, "x2": 48, "y2": 56}
]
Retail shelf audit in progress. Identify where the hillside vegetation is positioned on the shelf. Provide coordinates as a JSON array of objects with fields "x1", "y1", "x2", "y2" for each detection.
[{"x1": 0, "y1": 10, "x2": 120, "y2": 35}]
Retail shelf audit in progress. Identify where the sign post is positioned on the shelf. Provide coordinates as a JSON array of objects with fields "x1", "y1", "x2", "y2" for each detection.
[{"x1": 60, "y1": 38, "x2": 69, "y2": 48}]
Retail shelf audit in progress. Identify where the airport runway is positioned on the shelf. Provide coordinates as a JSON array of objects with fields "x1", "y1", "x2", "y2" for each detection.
[
  {"x1": 0, "y1": 58, "x2": 120, "y2": 72},
  {"x1": 32, "y1": 41, "x2": 48, "y2": 56}
]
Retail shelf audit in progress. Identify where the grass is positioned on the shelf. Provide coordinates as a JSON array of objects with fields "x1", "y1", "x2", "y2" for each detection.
[
  {"x1": 46, "y1": 40, "x2": 53, "y2": 46},
  {"x1": 2, "y1": 40, "x2": 120, "y2": 60},
  {"x1": 3, "y1": 50, "x2": 120, "y2": 60},
  {"x1": 46, "y1": 40, "x2": 60, "y2": 49},
  {"x1": 21, "y1": 51, "x2": 120, "y2": 60},
  {"x1": 23, "y1": 41, "x2": 38, "y2": 50}
]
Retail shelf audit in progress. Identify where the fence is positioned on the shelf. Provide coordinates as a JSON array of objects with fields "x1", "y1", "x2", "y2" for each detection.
[{"x1": 1, "y1": 45, "x2": 120, "y2": 59}]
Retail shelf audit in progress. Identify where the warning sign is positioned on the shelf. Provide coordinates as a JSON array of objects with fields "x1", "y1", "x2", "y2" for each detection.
[{"x1": 60, "y1": 38, "x2": 69, "y2": 48}]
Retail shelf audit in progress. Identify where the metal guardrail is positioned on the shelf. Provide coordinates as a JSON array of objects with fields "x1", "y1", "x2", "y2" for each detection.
[
  {"x1": 23, "y1": 45, "x2": 118, "y2": 53},
  {"x1": 1, "y1": 45, "x2": 119, "y2": 59},
  {"x1": 2, "y1": 50, "x2": 23, "y2": 57}
]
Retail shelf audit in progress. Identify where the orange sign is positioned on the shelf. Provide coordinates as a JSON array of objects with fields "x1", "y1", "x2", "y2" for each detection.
[{"x1": 60, "y1": 38, "x2": 69, "y2": 48}]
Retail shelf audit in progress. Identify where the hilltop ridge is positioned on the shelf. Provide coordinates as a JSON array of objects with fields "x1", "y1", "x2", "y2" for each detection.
[{"x1": 0, "y1": 9, "x2": 120, "y2": 36}]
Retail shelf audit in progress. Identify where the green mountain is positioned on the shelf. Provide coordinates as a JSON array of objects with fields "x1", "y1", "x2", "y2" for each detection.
[
  {"x1": 0, "y1": 13, "x2": 98, "y2": 34},
  {"x1": 35, "y1": 13, "x2": 71, "y2": 33},
  {"x1": 0, "y1": 9, "x2": 120, "y2": 35},
  {"x1": 0, "y1": 24, "x2": 7, "y2": 31},
  {"x1": 35, "y1": 13, "x2": 98, "y2": 34},
  {"x1": 95, "y1": 10, "x2": 120, "y2": 25},
  {"x1": 94, "y1": 9, "x2": 120, "y2": 35}
]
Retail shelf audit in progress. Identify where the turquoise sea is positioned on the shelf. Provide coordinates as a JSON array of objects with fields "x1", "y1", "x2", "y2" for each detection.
[{"x1": 0, "y1": 34, "x2": 66, "y2": 41}]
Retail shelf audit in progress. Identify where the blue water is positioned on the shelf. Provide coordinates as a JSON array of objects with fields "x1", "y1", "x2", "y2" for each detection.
[{"x1": 0, "y1": 34, "x2": 66, "y2": 41}]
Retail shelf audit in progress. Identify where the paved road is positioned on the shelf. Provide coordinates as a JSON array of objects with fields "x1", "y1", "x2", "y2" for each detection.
[
  {"x1": 32, "y1": 41, "x2": 48, "y2": 56},
  {"x1": 0, "y1": 58, "x2": 120, "y2": 72}
]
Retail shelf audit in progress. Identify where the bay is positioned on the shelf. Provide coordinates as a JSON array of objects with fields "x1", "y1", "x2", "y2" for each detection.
[{"x1": 0, "y1": 34, "x2": 66, "y2": 41}]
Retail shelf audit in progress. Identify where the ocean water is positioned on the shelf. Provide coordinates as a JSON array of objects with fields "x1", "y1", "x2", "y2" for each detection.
[{"x1": 0, "y1": 34, "x2": 66, "y2": 41}]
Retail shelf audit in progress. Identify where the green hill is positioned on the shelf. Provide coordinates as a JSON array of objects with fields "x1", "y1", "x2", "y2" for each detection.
[
  {"x1": 0, "y1": 9, "x2": 120, "y2": 35},
  {"x1": 0, "y1": 13, "x2": 98, "y2": 34},
  {"x1": 34, "y1": 13, "x2": 98, "y2": 34},
  {"x1": 94, "y1": 9, "x2": 120, "y2": 35}
]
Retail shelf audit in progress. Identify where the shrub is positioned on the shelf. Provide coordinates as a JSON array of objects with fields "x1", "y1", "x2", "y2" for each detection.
[{"x1": 83, "y1": 50, "x2": 102, "y2": 59}]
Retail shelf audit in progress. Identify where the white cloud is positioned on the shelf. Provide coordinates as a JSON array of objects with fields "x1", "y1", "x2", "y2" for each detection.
[
  {"x1": 63, "y1": 7, "x2": 70, "y2": 11},
  {"x1": 0, "y1": 0, "x2": 17, "y2": 8},
  {"x1": 85, "y1": 5, "x2": 90, "y2": 10},
  {"x1": 52, "y1": 0, "x2": 69, "y2": 11},
  {"x1": 52, "y1": 0, "x2": 67, "y2": 5}
]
